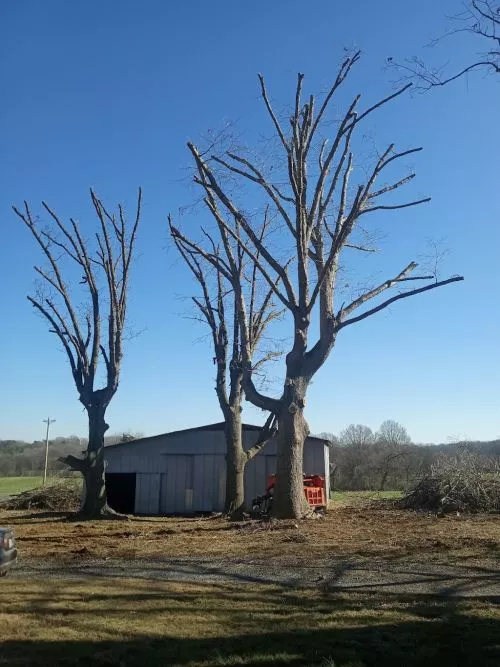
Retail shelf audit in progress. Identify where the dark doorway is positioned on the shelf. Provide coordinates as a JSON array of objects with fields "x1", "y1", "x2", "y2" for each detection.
[{"x1": 105, "y1": 473, "x2": 136, "y2": 514}]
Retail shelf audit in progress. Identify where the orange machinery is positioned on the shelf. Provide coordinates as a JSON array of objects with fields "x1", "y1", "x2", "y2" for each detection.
[{"x1": 266, "y1": 474, "x2": 326, "y2": 508}]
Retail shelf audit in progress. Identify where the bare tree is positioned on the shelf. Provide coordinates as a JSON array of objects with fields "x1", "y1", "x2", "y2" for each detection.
[
  {"x1": 392, "y1": 1, "x2": 500, "y2": 89},
  {"x1": 375, "y1": 420, "x2": 411, "y2": 491},
  {"x1": 170, "y1": 214, "x2": 281, "y2": 519},
  {"x1": 338, "y1": 425, "x2": 376, "y2": 490},
  {"x1": 180, "y1": 52, "x2": 463, "y2": 518},
  {"x1": 13, "y1": 190, "x2": 141, "y2": 518}
]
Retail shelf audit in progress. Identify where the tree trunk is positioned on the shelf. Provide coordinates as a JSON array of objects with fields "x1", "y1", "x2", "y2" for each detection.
[
  {"x1": 272, "y1": 379, "x2": 311, "y2": 519},
  {"x1": 80, "y1": 405, "x2": 110, "y2": 518},
  {"x1": 223, "y1": 410, "x2": 246, "y2": 520},
  {"x1": 379, "y1": 467, "x2": 389, "y2": 492}
]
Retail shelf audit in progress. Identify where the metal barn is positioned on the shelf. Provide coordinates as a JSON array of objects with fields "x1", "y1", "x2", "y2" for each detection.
[{"x1": 104, "y1": 422, "x2": 329, "y2": 515}]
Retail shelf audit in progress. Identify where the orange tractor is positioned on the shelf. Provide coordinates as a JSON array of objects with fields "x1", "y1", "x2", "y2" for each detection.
[{"x1": 252, "y1": 474, "x2": 327, "y2": 515}]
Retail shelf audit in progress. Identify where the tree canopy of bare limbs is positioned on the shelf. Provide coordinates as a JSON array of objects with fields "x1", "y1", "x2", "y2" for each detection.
[
  {"x1": 172, "y1": 51, "x2": 464, "y2": 519},
  {"x1": 375, "y1": 420, "x2": 411, "y2": 491},
  {"x1": 170, "y1": 212, "x2": 281, "y2": 518},
  {"x1": 392, "y1": 1, "x2": 500, "y2": 89},
  {"x1": 13, "y1": 190, "x2": 141, "y2": 518}
]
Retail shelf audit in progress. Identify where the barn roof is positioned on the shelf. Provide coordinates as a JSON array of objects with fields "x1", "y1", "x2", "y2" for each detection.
[{"x1": 105, "y1": 422, "x2": 328, "y2": 450}]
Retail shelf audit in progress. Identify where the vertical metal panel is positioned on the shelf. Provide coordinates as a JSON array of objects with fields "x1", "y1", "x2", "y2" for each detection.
[
  {"x1": 160, "y1": 454, "x2": 196, "y2": 513},
  {"x1": 135, "y1": 473, "x2": 161, "y2": 514},
  {"x1": 215, "y1": 455, "x2": 225, "y2": 511},
  {"x1": 193, "y1": 455, "x2": 205, "y2": 511},
  {"x1": 323, "y1": 445, "x2": 330, "y2": 497},
  {"x1": 190, "y1": 454, "x2": 226, "y2": 512}
]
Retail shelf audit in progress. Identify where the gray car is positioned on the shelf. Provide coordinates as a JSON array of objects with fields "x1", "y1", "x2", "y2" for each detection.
[{"x1": 0, "y1": 528, "x2": 17, "y2": 577}]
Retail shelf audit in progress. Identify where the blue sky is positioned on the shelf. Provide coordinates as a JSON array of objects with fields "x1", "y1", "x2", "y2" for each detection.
[{"x1": 1, "y1": 0, "x2": 499, "y2": 444}]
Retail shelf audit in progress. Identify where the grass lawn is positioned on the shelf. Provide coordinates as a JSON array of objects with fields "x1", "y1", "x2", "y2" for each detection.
[
  {"x1": 0, "y1": 476, "x2": 44, "y2": 496},
  {"x1": 0, "y1": 476, "x2": 81, "y2": 498},
  {"x1": 330, "y1": 490, "x2": 402, "y2": 503},
  {"x1": 0, "y1": 577, "x2": 498, "y2": 666}
]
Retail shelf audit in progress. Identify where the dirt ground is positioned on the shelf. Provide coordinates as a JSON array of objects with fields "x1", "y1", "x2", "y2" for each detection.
[
  {"x1": 2, "y1": 499, "x2": 499, "y2": 665},
  {"x1": 2, "y1": 498, "x2": 499, "y2": 568}
]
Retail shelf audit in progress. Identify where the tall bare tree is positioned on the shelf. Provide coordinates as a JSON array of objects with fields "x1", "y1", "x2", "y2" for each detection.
[
  {"x1": 180, "y1": 52, "x2": 463, "y2": 518},
  {"x1": 170, "y1": 214, "x2": 280, "y2": 518},
  {"x1": 393, "y1": 1, "x2": 500, "y2": 89},
  {"x1": 14, "y1": 190, "x2": 141, "y2": 518},
  {"x1": 375, "y1": 420, "x2": 411, "y2": 491}
]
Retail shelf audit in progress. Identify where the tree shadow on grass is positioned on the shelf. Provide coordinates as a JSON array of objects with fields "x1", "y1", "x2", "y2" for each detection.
[
  {"x1": 1, "y1": 616, "x2": 499, "y2": 667},
  {"x1": 2, "y1": 582, "x2": 500, "y2": 667}
]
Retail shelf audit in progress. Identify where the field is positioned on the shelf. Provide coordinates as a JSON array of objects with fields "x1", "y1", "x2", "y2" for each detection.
[
  {"x1": 0, "y1": 476, "x2": 45, "y2": 496},
  {"x1": 0, "y1": 476, "x2": 81, "y2": 500},
  {"x1": 1, "y1": 495, "x2": 499, "y2": 666}
]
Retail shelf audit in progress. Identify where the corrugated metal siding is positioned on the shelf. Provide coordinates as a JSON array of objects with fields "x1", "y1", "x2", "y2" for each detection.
[
  {"x1": 155, "y1": 453, "x2": 226, "y2": 514},
  {"x1": 135, "y1": 473, "x2": 161, "y2": 514},
  {"x1": 105, "y1": 427, "x2": 327, "y2": 514}
]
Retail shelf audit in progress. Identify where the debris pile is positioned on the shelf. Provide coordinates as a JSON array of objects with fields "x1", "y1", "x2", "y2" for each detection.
[
  {"x1": 0, "y1": 482, "x2": 80, "y2": 512},
  {"x1": 400, "y1": 450, "x2": 500, "y2": 514}
]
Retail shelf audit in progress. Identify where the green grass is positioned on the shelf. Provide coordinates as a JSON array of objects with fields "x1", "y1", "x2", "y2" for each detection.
[
  {"x1": 0, "y1": 577, "x2": 498, "y2": 666},
  {"x1": 0, "y1": 476, "x2": 44, "y2": 495},
  {"x1": 0, "y1": 476, "x2": 78, "y2": 496},
  {"x1": 330, "y1": 490, "x2": 402, "y2": 503}
]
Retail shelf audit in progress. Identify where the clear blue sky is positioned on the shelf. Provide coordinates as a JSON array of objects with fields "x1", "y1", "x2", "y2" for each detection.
[{"x1": 1, "y1": 0, "x2": 499, "y2": 444}]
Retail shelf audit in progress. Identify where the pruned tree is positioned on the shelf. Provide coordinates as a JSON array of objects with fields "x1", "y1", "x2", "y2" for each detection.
[
  {"x1": 181, "y1": 52, "x2": 463, "y2": 518},
  {"x1": 375, "y1": 420, "x2": 411, "y2": 491},
  {"x1": 170, "y1": 212, "x2": 281, "y2": 519},
  {"x1": 392, "y1": 1, "x2": 500, "y2": 89},
  {"x1": 13, "y1": 189, "x2": 141, "y2": 518}
]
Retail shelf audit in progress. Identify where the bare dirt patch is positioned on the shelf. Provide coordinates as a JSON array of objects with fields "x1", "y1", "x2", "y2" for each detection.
[{"x1": 2, "y1": 499, "x2": 499, "y2": 567}]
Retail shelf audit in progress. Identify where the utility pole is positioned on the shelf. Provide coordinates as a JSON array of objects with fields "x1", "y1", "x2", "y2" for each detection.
[{"x1": 42, "y1": 417, "x2": 56, "y2": 486}]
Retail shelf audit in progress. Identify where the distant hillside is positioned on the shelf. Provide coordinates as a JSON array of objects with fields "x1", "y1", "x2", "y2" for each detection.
[
  {"x1": 430, "y1": 440, "x2": 500, "y2": 457},
  {"x1": 1, "y1": 434, "x2": 499, "y2": 479},
  {"x1": 0, "y1": 433, "x2": 138, "y2": 476}
]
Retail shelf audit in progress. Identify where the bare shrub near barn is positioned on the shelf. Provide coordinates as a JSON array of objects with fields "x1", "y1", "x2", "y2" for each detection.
[{"x1": 400, "y1": 449, "x2": 500, "y2": 513}]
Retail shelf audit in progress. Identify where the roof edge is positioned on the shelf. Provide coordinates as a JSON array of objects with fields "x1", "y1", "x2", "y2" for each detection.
[{"x1": 105, "y1": 422, "x2": 329, "y2": 449}]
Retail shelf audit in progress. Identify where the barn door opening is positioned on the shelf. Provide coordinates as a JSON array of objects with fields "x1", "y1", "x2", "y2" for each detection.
[{"x1": 105, "y1": 473, "x2": 136, "y2": 514}]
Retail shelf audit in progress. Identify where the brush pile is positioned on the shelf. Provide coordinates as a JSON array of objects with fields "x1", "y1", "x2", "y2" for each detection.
[
  {"x1": 0, "y1": 482, "x2": 80, "y2": 512},
  {"x1": 400, "y1": 450, "x2": 500, "y2": 514}
]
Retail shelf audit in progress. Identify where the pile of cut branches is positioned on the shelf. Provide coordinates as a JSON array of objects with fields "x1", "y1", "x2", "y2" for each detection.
[
  {"x1": 400, "y1": 450, "x2": 500, "y2": 514},
  {"x1": 0, "y1": 482, "x2": 80, "y2": 512}
]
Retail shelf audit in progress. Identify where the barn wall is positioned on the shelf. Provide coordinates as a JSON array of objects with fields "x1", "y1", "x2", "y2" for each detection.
[
  {"x1": 105, "y1": 427, "x2": 328, "y2": 515},
  {"x1": 135, "y1": 473, "x2": 161, "y2": 514}
]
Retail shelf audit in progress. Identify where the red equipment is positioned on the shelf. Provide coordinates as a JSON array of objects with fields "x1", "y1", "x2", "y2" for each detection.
[{"x1": 266, "y1": 474, "x2": 326, "y2": 508}]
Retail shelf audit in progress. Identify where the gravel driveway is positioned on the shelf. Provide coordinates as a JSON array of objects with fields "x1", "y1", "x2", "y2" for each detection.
[{"x1": 10, "y1": 555, "x2": 500, "y2": 598}]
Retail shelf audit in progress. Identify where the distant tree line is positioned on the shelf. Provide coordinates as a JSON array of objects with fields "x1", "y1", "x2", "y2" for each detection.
[
  {"x1": 0, "y1": 433, "x2": 142, "y2": 477},
  {"x1": 319, "y1": 420, "x2": 500, "y2": 492},
  {"x1": 2, "y1": 426, "x2": 499, "y2": 495}
]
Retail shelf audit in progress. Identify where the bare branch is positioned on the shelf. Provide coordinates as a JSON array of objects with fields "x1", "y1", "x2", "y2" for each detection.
[
  {"x1": 245, "y1": 413, "x2": 278, "y2": 461},
  {"x1": 338, "y1": 275, "x2": 464, "y2": 330},
  {"x1": 258, "y1": 74, "x2": 289, "y2": 152}
]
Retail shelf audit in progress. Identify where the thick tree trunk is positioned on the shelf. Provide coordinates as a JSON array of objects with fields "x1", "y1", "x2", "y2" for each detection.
[
  {"x1": 80, "y1": 405, "x2": 110, "y2": 518},
  {"x1": 272, "y1": 379, "x2": 311, "y2": 519},
  {"x1": 223, "y1": 410, "x2": 246, "y2": 520}
]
